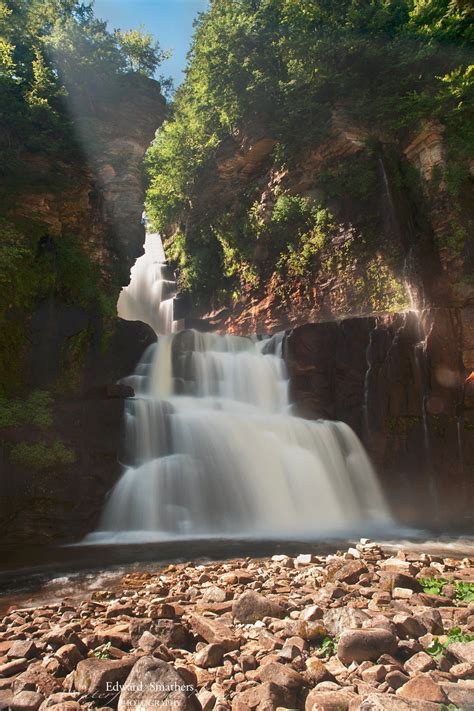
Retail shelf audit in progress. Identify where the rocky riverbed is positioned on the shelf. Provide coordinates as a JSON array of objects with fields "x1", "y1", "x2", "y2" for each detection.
[{"x1": 0, "y1": 540, "x2": 473, "y2": 710}]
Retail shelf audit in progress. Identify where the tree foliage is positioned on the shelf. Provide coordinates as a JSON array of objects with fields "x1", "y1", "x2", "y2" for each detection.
[
  {"x1": 0, "y1": 0, "x2": 168, "y2": 167},
  {"x1": 116, "y1": 27, "x2": 170, "y2": 77},
  {"x1": 146, "y1": 0, "x2": 473, "y2": 299}
]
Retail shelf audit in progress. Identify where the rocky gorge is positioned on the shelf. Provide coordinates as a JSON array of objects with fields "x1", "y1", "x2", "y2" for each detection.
[
  {"x1": 0, "y1": 71, "x2": 164, "y2": 544},
  {"x1": 171, "y1": 115, "x2": 474, "y2": 535},
  {"x1": 1, "y1": 0, "x2": 473, "y2": 544},
  {"x1": 1, "y1": 3, "x2": 473, "y2": 708},
  {"x1": 0, "y1": 541, "x2": 473, "y2": 710}
]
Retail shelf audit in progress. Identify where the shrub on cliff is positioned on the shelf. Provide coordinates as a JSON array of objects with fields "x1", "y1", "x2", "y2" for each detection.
[
  {"x1": 0, "y1": 389, "x2": 53, "y2": 429},
  {"x1": 0, "y1": 218, "x2": 103, "y2": 394},
  {"x1": 10, "y1": 440, "x2": 76, "y2": 470}
]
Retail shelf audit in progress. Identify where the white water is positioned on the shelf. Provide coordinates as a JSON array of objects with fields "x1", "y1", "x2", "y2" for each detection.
[
  {"x1": 85, "y1": 231, "x2": 394, "y2": 543},
  {"x1": 117, "y1": 233, "x2": 179, "y2": 335},
  {"x1": 87, "y1": 329, "x2": 392, "y2": 544}
]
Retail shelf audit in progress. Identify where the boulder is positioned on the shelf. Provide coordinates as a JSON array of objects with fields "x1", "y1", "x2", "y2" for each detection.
[
  {"x1": 337, "y1": 628, "x2": 398, "y2": 665},
  {"x1": 0, "y1": 658, "x2": 28, "y2": 677},
  {"x1": 256, "y1": 661, "x2": 306, "y2": 690},
  {"x1": 397, "y1": 674, "x2": 448, "y2": 703},
  {"x1": 323, "y1": 608, "x2": 370, "y2": 637},
  {"x1": 196, "y1": 689, "x2": 215, "y2": 711},
  {"x1": 73, "y1": 656, "x2": 136, "y2": 695},
  {"x1": 386, "y1": 670, "x2": 410, "y2": 690},
  {"x1": 273, "y1": 619, "x2": 327, "y2": 642},
  {"x1": 117, "y1": 657, "x2": 198, "y2": 711},
  {"x1": 232, "y1": 681, "x2": 290, "y2": 710},
  {"x1": 232, "y1": 591, "x2": 285, "y2": 623},
  {"x1": 189, "y1": 614, "x2": 240, "y2": 651},
  {"x1": 7, "y1": 641, "x2": 38, "y2": 660},
  {"x1": 305, "y1": 658, "x2": 332, "y2": 684},
  {"x1": 106, "y1": 603, "x2": 133, "y2": 618},
  {"x1": 332, "y1": 560, "x2": 368, "y2": 584},
  {"x1": 42, "y1": 625, "x2": 83, "y2": 651},
  {"x1": 392, "y1": 614, "x2": 426, "y2": 639},
  {"x1": 54, "y1": 644, "x2": 83, "y2": 672},
  {"x1": 201, "y1": 586, "x2": 227, "y2": 603},
  {"x1": 148, "y1": 602, "x2": 177, "y2": 619},
  {"x1": 412, "y1": 608, "x2": 443, "y2": 635},
  {"x1": 440, "y1": 680, "x2": 474, "y2": 709},
  {"x1": 378, "y1": 573, "x2": 422, "y2": 593},
  {"x1": 152, "y1": 620, "x2": 191, "y2": 648},
  {"x1": 447, "y1": 640, "x2": 474, "y2": 665},
  {"x1": 9, "y1": 691, "x2": 44, "y2": 711},
  {"x1": 360, "y1": 664, "x2": 387, "y2": 684},
  {"x1": 305, "y1": 689, "x2": 356, "y2": 710},
  {"x1": 86, "y1": 623, "x2": 131, "y2": 649},
  {"x1": 38, "y1": 692, "x2": 82, "y2": 709},
  {"x1": 450, "y1": 661, "x2": 474, "y2": 678},
  {"x1": 13, "y1": 666, "x2": 61, "y2": 696},
  {"x1": 194, "y1": 643, "x2": 224, "y2": 669},
  {"x1": 356, "y1": 694, "x2": 441, "y2": 710},
  {"x1": 0, "y1": 690, "x2": 13, "y2": 711},
  {"x1": 301, "y1": 605, "x2": 324, "y2": 622},
  {"x1": 404, "y1": 651, "x2": 435, "y2": 675},
  {"x1": 130, "y1": 619, "x2": 190, "y2": 649},
  {"x1": 137, "y1": 631, "x2": 160, "y2": 654}
]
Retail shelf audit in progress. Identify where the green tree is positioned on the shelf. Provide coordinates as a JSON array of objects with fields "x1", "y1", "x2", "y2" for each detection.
[
  {"x1": 0, "y1": 0, "x2": 169, "y2": 155},
  {"x1": 116, "y1": 27, "x2": 169, "y2": 77}
]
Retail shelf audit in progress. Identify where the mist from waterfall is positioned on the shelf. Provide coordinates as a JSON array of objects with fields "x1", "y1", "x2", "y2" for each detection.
[{"x1": 86, "y1": 327, "x2": 392, "y2": 543}]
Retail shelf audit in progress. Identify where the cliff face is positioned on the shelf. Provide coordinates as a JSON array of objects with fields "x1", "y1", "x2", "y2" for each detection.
[
  {"x1": 0, "y1": 76, "x2": 165, "y2": 545},
  {"x1": 7, "y1": 75, "x2": 166, "y2": 285},
  {"x1": 177, "y1": 118, "x2": 473, "y2": 528},
  {"x1": 286, "y1": 310, "x2": 473, "y2": 530},
  {"x1": 183, "y1": 118, "x2": 472, "y2": 334},
  {"x1": 1, "y1": 319, "x2": 156, "y2": 545}
]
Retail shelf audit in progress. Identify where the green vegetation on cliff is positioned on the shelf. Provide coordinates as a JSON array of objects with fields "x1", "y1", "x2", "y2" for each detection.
[
  {"x1": 1, "y1": 0, "x2": 167, "y2": 186},
  {"x1": 0, "y1": 389, "x2": 75, "y2": 470},
  {"x1": 0, "y1": 1, "x2": 168, "y2": 395},
  {"x1": 0, "y1": 217, "x2": 105, "y2": 393},
  {"x1": 10, "y1": 439, "x2": 76, "y2": 470},
  {"x1": 146, "y1": 0, "x2": 473, "y2": 307}
]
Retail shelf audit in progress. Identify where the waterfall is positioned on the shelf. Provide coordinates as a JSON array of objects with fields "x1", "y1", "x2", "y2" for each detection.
[
  {"x1": 378, "y1": 156, "x2": 419, "y2": 311},
  {"x1": 86, "y1": 330, "x2": 392, "y2": 544},
  {"x1": 117, "y1": 233, "x2": 180, "y2": 335},
  {"x1": 413, "y1": 313, "x2": 442, "y2": 522},
  {"x1": 83, "y1": 230, "x2": 394, "y2": 543},
  {"x1": 363, "y1": 319, "x2": 378, "y2": 443}
]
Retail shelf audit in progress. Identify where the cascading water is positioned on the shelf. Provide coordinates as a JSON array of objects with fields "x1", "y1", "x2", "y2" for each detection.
[
  {"x1": 86, "y1": 328, "x2": 392, "y2": 543},
  {"x1": 85, "y1": 230, "x2": 393, "y2": 543},
  {"x1": 117, "y1": 233, "x2": 179, "y2": 334}
]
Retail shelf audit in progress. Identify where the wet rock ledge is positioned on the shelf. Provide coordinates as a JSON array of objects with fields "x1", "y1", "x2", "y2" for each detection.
[{"x1": 1, "y1": 542, "x2": 473, "y2": 710}]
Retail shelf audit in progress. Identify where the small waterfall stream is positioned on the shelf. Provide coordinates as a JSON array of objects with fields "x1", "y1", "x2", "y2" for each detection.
[
  {"x1": 378, "y1": 156, "x2": 419, "y2": 311},
  {"x1": 86, "y1": 233, "x2": 393, "y2": 543}
]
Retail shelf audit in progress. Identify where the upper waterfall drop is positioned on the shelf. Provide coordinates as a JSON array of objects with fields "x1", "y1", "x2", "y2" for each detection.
[
  {"x1": 86, "y1": 325, "x2": 393, "y2": 543},
  {"x1": 117, "y1": 232, "x2": 180, "y2": 335}
]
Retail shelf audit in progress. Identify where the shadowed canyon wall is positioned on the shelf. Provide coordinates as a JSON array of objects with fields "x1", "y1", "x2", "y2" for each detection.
[
  {"x1": 0, "y1": 75, "x2": 164, "y2": 544},
  {"x1": 286, "y1": 309, "x2": 474, "y2": 530}
]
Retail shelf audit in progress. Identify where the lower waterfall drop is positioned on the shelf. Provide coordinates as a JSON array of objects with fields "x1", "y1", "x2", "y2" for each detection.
[{"x1": 87, "y1": 329, "x2": 392, "y2": 543}]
